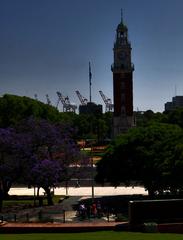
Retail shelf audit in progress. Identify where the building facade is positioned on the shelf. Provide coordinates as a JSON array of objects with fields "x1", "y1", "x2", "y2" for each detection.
[
  {"x1": 111, "y1": 18, "x2": 135, "y2": 136},
  {"x1": 79, "y1": 102, "x2": 103, "y2": 114},
  {"x1": 165, "y1": 96, "x2": 183, "y2": 111}
]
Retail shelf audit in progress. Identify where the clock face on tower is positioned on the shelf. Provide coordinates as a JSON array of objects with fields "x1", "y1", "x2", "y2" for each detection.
[{"x1": 117, "y1": 52, "x2": 126, "y2": 62}]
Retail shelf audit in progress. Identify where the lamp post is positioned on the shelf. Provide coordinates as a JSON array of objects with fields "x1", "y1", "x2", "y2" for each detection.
[
  {"x1": 33, "y1": 186, "x2": 36, "y2": 206},
  {"x1": 91, "y1": 145, "x2": 95, "y2": 203}
]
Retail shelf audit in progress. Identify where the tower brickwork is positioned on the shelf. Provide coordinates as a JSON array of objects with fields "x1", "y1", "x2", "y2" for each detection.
[{"x1": 111, "y1": 17, "x2": 135, "y2": 136}]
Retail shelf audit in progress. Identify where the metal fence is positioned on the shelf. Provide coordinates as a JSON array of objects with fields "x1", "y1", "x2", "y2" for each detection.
[{"x1": 0, "y1": 209, "x2": 67, "y2": 223}]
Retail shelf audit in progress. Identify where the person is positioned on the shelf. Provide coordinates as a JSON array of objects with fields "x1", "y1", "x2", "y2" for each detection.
[
  {"x1": 91, "y1": 202, "x2": 97, "y2": 217},
  {"x1": 96, "y1": 200, "x2": 102, "y2": 218},
  {"x1": 79, "y1": 203, "x2": 86, "y2": 219},
  {"x1": 75, "y1": 179, "x2": 80, "y2": 188}
]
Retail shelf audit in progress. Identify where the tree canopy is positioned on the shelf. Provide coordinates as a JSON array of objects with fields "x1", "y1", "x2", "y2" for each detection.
[
  {"x1": 0, "y1": 94, "x2": 112, "y2": 142},
  {"x1": 0, "y1": 94, "x2": 65, "y2": 127},
  {"x1": 0, "y1": 117, "x2": 88, "y2": 207},
  {"x1": 96, "y1": 123, "x2": 183, "y2": 196}
]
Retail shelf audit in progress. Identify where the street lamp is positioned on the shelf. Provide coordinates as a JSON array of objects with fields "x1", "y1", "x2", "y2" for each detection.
[{"x1": 91, "y1": 144, "x2": 95, "y2": 203}]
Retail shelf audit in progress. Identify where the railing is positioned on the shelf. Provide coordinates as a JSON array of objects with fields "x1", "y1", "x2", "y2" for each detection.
[
  {"x1": 0, "y1": 209, "x2": 67, "y2": 223},
  {"x1": 0, "y1": 208, "x2": 121, "y2": 223}
]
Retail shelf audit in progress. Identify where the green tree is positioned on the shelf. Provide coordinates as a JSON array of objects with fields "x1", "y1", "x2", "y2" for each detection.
[
  {"x1": 0, "y1": 94, "x2": 113, "y2": 142},
  {"x1": 0, "y1": 94, "x2": 62, "y2": 127},
  {"x1": 135, "y1": 110, "x2": 166, "y2": 127},
  {"x1": 96, "y1": 123, "x2": 183, "y2": 196},
  {"x1": 164, "y1": 107, "x2": 183, "y2": 128},
  {"x1": 73, "y1": 112, "x2": 112, "y2": 142}
]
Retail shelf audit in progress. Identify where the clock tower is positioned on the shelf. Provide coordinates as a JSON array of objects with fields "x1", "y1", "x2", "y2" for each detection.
[{"x1": 111, "y1": 15, "x2": 135, "y2": 136}]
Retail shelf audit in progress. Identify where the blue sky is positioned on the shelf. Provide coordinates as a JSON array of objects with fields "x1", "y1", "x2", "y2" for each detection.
[{"x1": 1, "y1": 0, "x2": 183, "y2": 112}]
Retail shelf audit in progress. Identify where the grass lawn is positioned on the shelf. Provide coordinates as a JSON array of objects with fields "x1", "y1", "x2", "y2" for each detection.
[
  {"x1": 1, "y1": 231, "x2": 183, "y2": 240},
  {"x1": 3, "y1": 195, "x2": 63, "y2": 208}
]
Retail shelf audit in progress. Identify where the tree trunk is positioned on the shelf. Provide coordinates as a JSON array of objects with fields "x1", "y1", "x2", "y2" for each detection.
[
  {"x1": 0, "y1": 193, "x2": 3, "y2": 212},
  {"x1": 2, "y1": 180, "x2": 11, "y2": 199},
  {"x1": 65, "y1": 181, "x2": 69, "y2": 196},
  {"x1": 37, "y1": 187, "x2": 40, "y2": 197},
  {"x1": 44, "y1": 188, "x2": 53, "y2": 205}
]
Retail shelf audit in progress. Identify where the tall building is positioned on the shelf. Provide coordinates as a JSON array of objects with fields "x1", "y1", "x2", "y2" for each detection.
[
  {"x1": 111, "y1": 16, "x2": 135, "y2": 136},
  {"x1": 165, "y1": 96, "x2": 183, "y2": 111}
]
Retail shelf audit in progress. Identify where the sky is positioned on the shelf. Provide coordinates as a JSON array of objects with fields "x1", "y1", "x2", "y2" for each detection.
[{"x1": 1, "y1": 0, "x2": 183, "y2": 113}]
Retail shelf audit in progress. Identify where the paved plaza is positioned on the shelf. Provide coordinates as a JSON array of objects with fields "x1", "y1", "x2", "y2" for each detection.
[{"x1": 9, "y1": 186, "x2": 147, "y2": 196}]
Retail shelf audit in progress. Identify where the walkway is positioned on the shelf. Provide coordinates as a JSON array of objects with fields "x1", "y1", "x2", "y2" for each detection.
[
  {"x1": 0, "y1": 221, "x2": 127, "y2": 233},
  {"x1": 0, "y1": 195, "x2": 129, "y2": 233},
  {"x1": 9, "y1": 186, "x2": 147, "y2": 196}
]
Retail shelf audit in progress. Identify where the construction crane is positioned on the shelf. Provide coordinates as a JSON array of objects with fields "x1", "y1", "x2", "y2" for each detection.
[
  {"x1": 56, "y1": 91, "x2": 77, "y2": 112},
  {"x1": 99, "y1": 90, "x2": 113, "y2": 112},
  {"x1": 75, "y1": 90, "x2": 88, "y2": 105},
  {"x1": 46, "y1": 94, "x2": 51, "y2": 105}
]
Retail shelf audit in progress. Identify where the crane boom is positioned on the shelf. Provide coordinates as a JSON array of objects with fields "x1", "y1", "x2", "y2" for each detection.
[
  {"x1": 99, "y1": 90, "x2": 113, "y2": 112},
  {"x1": 56, "y1": 91, "x2": 77, "y2": 112},
  {"x1": 75, "y1": 90, "x2": 88, "y2": 105}
]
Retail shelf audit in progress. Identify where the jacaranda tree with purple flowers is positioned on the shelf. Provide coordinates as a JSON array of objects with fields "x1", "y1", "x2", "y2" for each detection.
[
  {"x1": 0, "y1": 128, "x2": 20, "y2": 188},
  {"x1": 0, "y1": 117, "x2": 89, "y2": 207},
  {"x1": 14, "y1": 117, "x2": 88, "y2": 205},
  {"x1": 31, "y1": 159, "x2": 62, "y2": 205},
  {"x1": 0, "y1": 127, "x2": 22, "y2": 211}
]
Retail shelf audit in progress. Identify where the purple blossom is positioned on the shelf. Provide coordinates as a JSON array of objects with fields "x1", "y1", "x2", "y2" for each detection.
[
  {"x1": 31, "y1": 159, "x2": 62, "y2": 188},
  {"x1": 0, "y1": 117, "x2": 89, "y2": 201}
]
